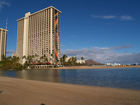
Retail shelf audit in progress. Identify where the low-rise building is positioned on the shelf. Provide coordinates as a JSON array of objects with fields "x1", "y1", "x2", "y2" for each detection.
[
  {"x1": 65, "y1": 56, "x2": 85, "y2": 64},
  {"x1": 76, "y1": 59, "x2": 86, "y2": 64},
  {"x1": 106, "y1": 63, "x2": 121, "y2": 66}
]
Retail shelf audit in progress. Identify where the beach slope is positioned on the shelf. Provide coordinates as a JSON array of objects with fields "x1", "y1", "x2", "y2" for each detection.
[{"x1": 0, "y1": 77, "x2": 140, "y2": 105}]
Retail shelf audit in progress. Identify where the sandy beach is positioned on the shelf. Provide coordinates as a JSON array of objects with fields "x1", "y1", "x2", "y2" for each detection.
[{"x1": 0, "y1": 77, "x2": 140, "y2": 105}]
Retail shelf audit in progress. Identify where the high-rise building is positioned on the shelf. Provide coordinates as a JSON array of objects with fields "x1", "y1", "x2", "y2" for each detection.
[
  {"x1": 16, "y1": 6, "x2": 61, "y2": 64},
  {"x1": 0, "y1": 28, "x2": 8, "y2": 61}
]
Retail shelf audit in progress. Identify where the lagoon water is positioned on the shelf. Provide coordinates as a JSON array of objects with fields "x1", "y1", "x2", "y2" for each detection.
[{"x1": 0, "y1": 68, "x2": 140, "y2": 90}]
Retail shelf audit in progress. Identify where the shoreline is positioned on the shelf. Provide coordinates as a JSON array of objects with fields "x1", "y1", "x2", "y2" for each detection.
[
  {"x1": 56, "y1": 65, "x2": 140, "y2": 70},
  {"x1": 0, "y1": 77, "x2": 140, "y2": 105},
  {"x1": 1, "y1": 65, "x2": 140, "y2": 71}
]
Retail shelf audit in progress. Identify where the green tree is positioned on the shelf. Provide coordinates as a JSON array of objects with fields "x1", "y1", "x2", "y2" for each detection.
[
  {"x1": 39, "y1": 55, "x2": 48, "y2": 63},
  {"x1": 22, "y1": 55, "x2": 34, "y2": 66},
  {"x1": 12, "y1": 56, "x2": 20, "y2": 64},
  {"x1": 27, "y1": 56, "x2": 34, "y2": 64},
  {"x1": 81, "y1": 57, "x2": 84, "y2": 60},
  {"x1": 67, "y1": 57, "x2": 77, "y2": 66},
  {"x1": 0, "y1": 56, "x2": 22, "y2": 70},
  {"x1": 43, "y1": 55, "x2": 48, "y2": 62},
  {"x1": 60, "y1": 54, "x2": 67, "y2": 65},
  {"x1": 1, "y1": 55, "x2": 6, "y2": 61}
]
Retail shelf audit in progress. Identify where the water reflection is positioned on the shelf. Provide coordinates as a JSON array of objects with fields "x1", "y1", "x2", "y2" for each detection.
[
  {"x1": 0, "y1": 70, "x2": 17, "y2": 77},
  {"x1": 16, "y1": 70, "x2": 60, "y2": 82},
  {"x1": 1, "y1": 70, "x2": 59, "y2": 82},
  {"x1": 0, "y1": 68, "x2": 140, "y2": 90}
]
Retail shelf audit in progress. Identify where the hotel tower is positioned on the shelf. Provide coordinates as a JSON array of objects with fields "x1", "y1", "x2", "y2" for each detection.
[
  {"x1": 0, "y1": 28, "x2": 8, "y2": 61},
  {"x1": 16, "y1": 6, "x2": 61, "y2": 64}
]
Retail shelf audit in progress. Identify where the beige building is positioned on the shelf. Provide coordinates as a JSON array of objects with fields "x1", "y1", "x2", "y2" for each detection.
[
  {"x1": 16, "y1": 6, "x2": 61, "y2": 64},
  {"x1": 0, "y1": 28, "x2": 8, "y2": 61}
]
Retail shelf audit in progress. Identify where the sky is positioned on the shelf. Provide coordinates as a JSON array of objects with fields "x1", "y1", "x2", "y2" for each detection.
[{"x1": 0, "y1": 0, "x2": 140, "y2": 64}]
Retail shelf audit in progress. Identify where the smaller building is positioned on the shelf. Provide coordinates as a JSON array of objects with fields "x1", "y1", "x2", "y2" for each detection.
[
  {"x1": 0, "y1": 28, "x2": 8, "y2": 61},
  {"x1": 65, "y1": 56, "x2": 85, "y2": 64},
  {"x1": 65, "y1": 56, "x2": 71, "y2": 62},
  {"x1": 106, "y1": 63, "x2": 121, "y2": 66},
  {"x1": 76, "y1": 59, "x2": 86, "y2": 64},
  {"x1": 12, "y1": 53, "x2": 16, "y2": 57}
]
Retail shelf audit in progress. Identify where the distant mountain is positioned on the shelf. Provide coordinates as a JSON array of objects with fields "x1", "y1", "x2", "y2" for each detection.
[{"x1": 85, "y1": 59, "x2": 102, "y2": 65}]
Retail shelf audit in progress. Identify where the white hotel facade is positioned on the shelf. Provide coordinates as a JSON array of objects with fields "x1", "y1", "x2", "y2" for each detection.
[{"x1": 16, "y1": 6, "x2": 61, "y2": 64}]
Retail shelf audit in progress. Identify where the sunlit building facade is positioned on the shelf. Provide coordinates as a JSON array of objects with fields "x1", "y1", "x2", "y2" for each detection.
[
  {"x1": 0, "y1": 28, "x2": 7, "y2": 61},
  {"x1": 16, "y1": 6, "x2": 61, "y2": 64}
]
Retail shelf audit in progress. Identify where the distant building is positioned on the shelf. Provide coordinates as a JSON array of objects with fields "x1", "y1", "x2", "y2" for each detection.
[
  {"x1": 65, "y1": 56, "x2": 85, "y2": 64},
  {"x1": 65, "y1": 56, "x2": 71, "y2": 62},
  {"x1": 76, "y1": 59, "x2": 85, "y2": 64},
  {"x1": 106, "y1": 63, "x2": 121, "y2": 66},
  {"x1": 0, "y1": 28, "x2": 8, "y2": 61},
  {"x1": 12, "y1": 53, "x2": 16, "y2": 57},
  {"x1": 16, "y1": 6, "x2": 61, "y2": 64}
]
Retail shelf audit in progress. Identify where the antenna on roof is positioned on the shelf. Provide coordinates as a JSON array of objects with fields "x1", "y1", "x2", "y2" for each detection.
[{"x1": 5, "y1": 17, "x2": 8, "y2": 30}]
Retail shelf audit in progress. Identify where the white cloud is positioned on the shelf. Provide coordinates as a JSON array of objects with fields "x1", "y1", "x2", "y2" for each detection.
[
  {"x1": 6, "y1": 50, "x2": 15, "y2": 54},
  {"x1": 120, "y1": 16, "x2": 134, "y2": 21},
  {"x1": 0, "y1": 0, "x2": 10, "y2": 10},
  {"x1": 63, "y1": 46, "x2": 140, "y2": 64},
  {"x1": 91, "y1": 15, "x2": 116, "y2": 19},
  {"x1": 91, "y1": 15, "x2": 134, "y2": 21}
]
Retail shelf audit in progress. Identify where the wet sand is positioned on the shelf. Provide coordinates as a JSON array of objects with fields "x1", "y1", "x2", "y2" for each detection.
[{"x1": 0, "y1": 77, "x2": 140, "y2": 105}]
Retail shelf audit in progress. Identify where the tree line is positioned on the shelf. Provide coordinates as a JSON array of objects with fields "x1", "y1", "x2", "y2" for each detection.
[
  {"x1": 0, "y1": 56, "x2": 22, "y2": 70},
  {"x1": 0, "y1": 54, "x2": 86, "y2": 70}
]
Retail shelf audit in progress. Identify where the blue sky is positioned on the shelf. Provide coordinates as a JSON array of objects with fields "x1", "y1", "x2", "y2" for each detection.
[{"x1": 0, "y1": 0, "x2": 140, "y2": 64}]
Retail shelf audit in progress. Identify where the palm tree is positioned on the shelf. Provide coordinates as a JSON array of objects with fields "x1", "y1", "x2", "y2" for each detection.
[
  {"x1": 39, "y1": 55, "x2": 48, "y2": 63},
  {"x1": 40, "y1": 56, "x2": 44, "y2": 62},
  {"x1": 67, "y1": 57, "x2": 77, "y2": 65},
  {"x1": 81, "y1": 57, "x2": 84, "y2": 60},
  {"x1": 22, "y1": 55, "x2": 34, "y2": 65},
  {"x1": 60, "y1": 54, "x2": 68, "y2": 65},
  {"x1": 1, "y1": 55, "x2": 6, "y2": 61},
  {"x1": 22, "y1": 56, "x2": 26, "y2": 60},
  {"x1": 71, "y1": 57, "x2": 77, "y2": 65},
  {"x1": 27, "y1": 56, "x2": 34, "y2": 64},
  {"x1": 63, "y1": 54, "x2": 67, "y2": 61},
  {"x1": 12, "y1": 56, "x2": 20, "y2": 64},
  {"x1": 43, "y1": 55, "x2": 48, "y2": 63}
]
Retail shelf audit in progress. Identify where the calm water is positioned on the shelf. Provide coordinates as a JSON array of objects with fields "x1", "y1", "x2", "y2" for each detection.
[{"x1": 0, "y1": 68, "x2": 140, "y2": 90}]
